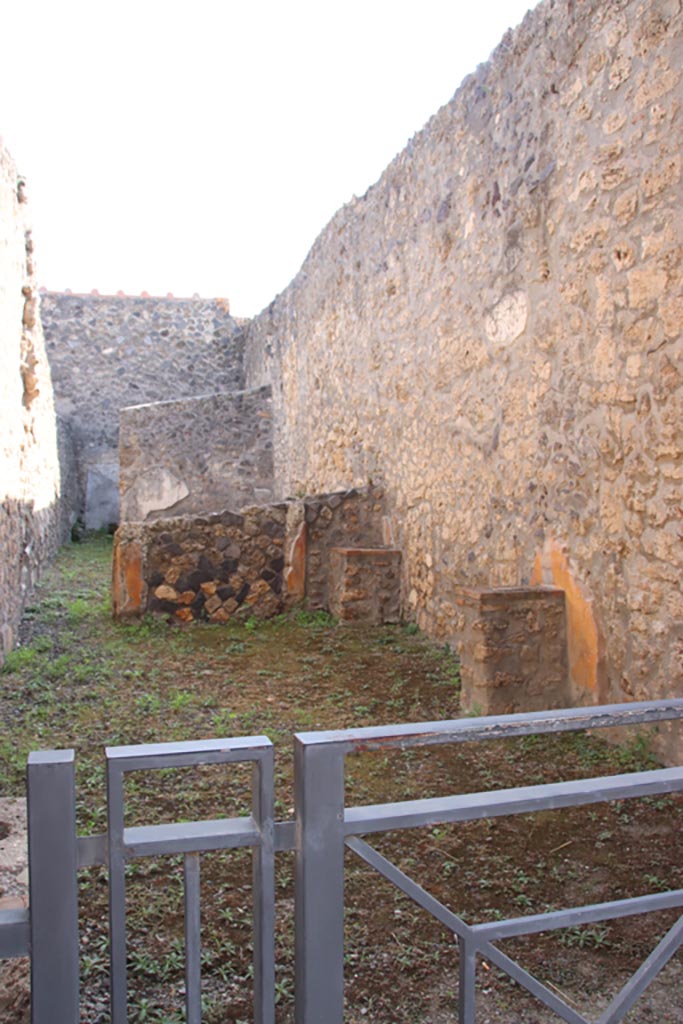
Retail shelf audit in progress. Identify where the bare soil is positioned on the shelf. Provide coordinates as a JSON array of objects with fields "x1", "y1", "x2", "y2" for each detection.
[{"x1": 0, "y1": 533, "x2": 681, "y2": 1023}]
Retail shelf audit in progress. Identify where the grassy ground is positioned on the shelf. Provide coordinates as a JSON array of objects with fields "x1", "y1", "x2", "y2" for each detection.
[{"x1": 1, "y1": 533, "x2": 681, "y2": 1023}]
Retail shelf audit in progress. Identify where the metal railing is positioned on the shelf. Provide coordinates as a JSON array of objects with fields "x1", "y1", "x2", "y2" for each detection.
[
  {"x1": 294, "y1": 700, "x2": 683, "y2": 1024},
  {"x1": 0, "y1": 698, "x2": 681, "y2": 1023}
]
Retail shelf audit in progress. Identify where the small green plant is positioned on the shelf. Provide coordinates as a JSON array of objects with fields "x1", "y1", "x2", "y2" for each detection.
[
  {"x1": 125, "y1": 614, "x2": 166, "y2": 640},
  {"x1": 297, "y1": 608, "x2": 336, "y2": 628},
  {"x1": 559, "y1": 924, "x2": 611, "y2": 949},
  {"x1": 212, "y1": 709, "x2": 238, "y2": 734},
  {"x1": 644, "y1": 873, "x2": 671, "y2": 892},
  {"x1": 226, "y1": 640, "x2": 246, "y2": 654},
  {"x1": 614, "y1": 732, "x2": 658, "y2": 772},
  {"x1": 67, "y1": 597, "x2": 91, "y2": 623},
  {"x1": 169, "y1": 689, "x2": 193, "y2": 711},
  {"x1": 136, "y1": 693, "x2": 162, "y2": 714},
  {"x1": 1, "y1": 644, "x2": 44, "y2": 673}
]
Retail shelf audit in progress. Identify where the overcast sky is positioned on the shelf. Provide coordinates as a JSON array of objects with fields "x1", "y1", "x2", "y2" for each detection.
[{"x1": 1, "y1": 1, "x2": 535, "y2": 317}]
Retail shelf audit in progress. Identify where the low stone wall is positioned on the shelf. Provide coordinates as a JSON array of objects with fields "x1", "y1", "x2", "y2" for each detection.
[
  {"x1": 40, "y1": 292, "x2": 246, "y2": 526},
  {"x1": 113, "y1": 486, "x2": 392, "y2": 624},
  {"x1": 113, "y1": 505, "x2": 287, "y2": 623},
  {"x1": 118, "y1": 386, "x2": 274, "y2": 522}
]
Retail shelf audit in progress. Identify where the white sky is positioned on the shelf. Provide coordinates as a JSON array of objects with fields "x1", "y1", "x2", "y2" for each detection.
[{"x1": 1, "y1": 1, "x2": 535, "y2": 317}]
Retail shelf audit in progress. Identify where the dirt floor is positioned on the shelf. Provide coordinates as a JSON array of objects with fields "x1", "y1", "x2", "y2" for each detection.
[{"x1": 0, "y1": 533, "x2": 681, "y2": 1023}]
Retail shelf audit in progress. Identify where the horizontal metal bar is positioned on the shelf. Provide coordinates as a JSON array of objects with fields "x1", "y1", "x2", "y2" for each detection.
[
  {"x1": 0, "y1": 909, "x2": 30, "y2": 957},
  {"x1": 124, "y1": 816, "x2": 260, "y2": 857},
  {"x1": 106, "y1": 735, "x2": 273, "y2": 772},
  {"x1": 472, "y1": 890, "x2": 683, "y2": 941},
  {"x1": 295, "y1": 700, "x2": 683, "y2": 753},
  {"x1": 75, "y1": 820, "x2": 297, "y2": 867},
  {"x1": 78, "y1": 833, "x2": 107, "y2": 868},
  {"x1": 344, "y1": 766, "x2": 683, "y2": 835}
]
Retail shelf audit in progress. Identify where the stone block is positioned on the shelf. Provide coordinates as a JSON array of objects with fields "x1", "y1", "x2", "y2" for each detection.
[
  {"x1": 329, "y1": 547, "x2": 402, "y2": 625},
  {"x1": 454, "y1": 586, "x2": 569, "y2": 716}
]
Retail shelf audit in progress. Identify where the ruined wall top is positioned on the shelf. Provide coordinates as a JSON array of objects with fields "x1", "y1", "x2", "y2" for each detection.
[{"x1": 40, "y1": 291, "x2": 246, "y2": 454}]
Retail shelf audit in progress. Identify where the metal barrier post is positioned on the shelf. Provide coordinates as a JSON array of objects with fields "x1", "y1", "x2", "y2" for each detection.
[
  {"x1": 27, "y1": 750, "x2": 80, "y2": 1024},
  {"x1": 294, "y1": 736, "x2": 346, "y2": 1024},
  {"x1": 252, "y1": 749, "x2": 276, "y2": 1024},
  {"x1": 458, "y1": 936, "x2": 476, "y2": 1023}
]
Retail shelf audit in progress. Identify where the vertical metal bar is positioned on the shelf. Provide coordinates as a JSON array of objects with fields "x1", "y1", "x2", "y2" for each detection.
[
  {"x1": 294, "y1": 739, "x2": 346, "y2": 1024},
  {"x1": 107, "y1": 759, "x2": 128, "y2": 1024},
  {"x1": 252, "y1": 751, "x2": 275, "y2": 1024},
  {"x1": 184, "y1": 852, "x2": 202, "y2": 1024},
  {"x1": 458, "y1": 936, "x2": 476, "y2": 1024},
  {"x1": 27, "y1": 750, "x2": 80, "y2": 1024}
]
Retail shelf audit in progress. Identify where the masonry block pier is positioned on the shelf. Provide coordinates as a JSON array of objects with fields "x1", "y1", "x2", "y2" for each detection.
[
  {"x1": 455, "y1": 586, "x2": 569, "y2": 716},
  {"x1": 329, "y1": 547, "x2": 402, "y2": 624}
]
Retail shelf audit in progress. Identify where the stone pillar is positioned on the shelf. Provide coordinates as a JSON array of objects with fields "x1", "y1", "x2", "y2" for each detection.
[
  {"x1": 329, "y1": 547, "x2": 402, "y2": 624},
  {"x1": 454, "y1": 586, "x2": 569, "y2": 715}
]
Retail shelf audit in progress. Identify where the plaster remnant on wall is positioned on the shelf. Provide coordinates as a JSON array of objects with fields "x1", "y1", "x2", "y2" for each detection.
[
  {"x1": 118, "y1": 386, "x2": 274, "y2": 522},
  {"x1": 85, "y1": 461, "x2": 119, "y2": 531},
  {"x1": 484, "y1": 291, "x2": 528, "y2": 348},
  {"x1": 122, "y1": 468, "x2": 190, "y2": 522},
  {"x1": 531, "y1": 539, "x2": 603, "y2": 702}
]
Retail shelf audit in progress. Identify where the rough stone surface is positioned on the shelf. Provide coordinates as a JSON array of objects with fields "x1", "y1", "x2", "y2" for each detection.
[
  {"x1": 0, "y1": 799, "x2": 27, "y2": 904},
  {"x1": 302, "y1": 486, "x2": 386, "y2": 610},
  {"x1": 329, "y1": 547, "x2": 402, "y2": 624},
  {"x1": 112, "y1": 486, "x2": 388, "y2": 626},
  {"x1": 119, "y1": 386, "x2": 274, "y2": 522},
  {"x1": 455, "y1": 586, "x2": 569, "y2": 716},
  {"x1": 40, "y1": 292, "x2": 245, "y2": 525},
  {"x1": 0, "y1": 145, "x2": 73, "y2": 664},
  {"x1": 245, "y1": 0, "x2": 683, "y2": 758},
  {"x1": 0, "y1": 799, "x2": 29, "y2": 1024},
  {"x1": 113, "y1": 504, "x2": 288, "y2": 623}
]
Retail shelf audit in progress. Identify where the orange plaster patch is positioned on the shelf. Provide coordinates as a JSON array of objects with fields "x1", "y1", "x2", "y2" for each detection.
[
  {"x1": 112, "y1": 539, "x2": 146, "y2": 617},
  {"x1": 531, "y1": 540, "x2": 600, "y2": 695},
  {"x1": 286, "y1": 522, "x2": 307, "y2": 599}
]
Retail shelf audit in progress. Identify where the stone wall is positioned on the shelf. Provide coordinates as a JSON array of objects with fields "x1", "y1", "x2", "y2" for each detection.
[
  {"x1": 118, "y1": 386, "x2": 274, "y2": 522},
  {"x1": 112, "y1": 485, "x2": 390, "y2": 623},
  {"x1": 0, "y1": 146, "x2": 70, "y2": 662},
  {"x1": 245, "y1": 0, "x2": 683, "y2": 757},
  {"x1": 40, "y1": 292, "x2": 246, "y2": 527},
  {"x1": 113, "y1": 505, "x2": 288, "y2": 623}
]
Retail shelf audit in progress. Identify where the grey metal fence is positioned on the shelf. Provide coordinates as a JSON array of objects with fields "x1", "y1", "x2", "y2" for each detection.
[{"x1": 0, "y1": 698, "x2": 682, "y2": 1023}]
